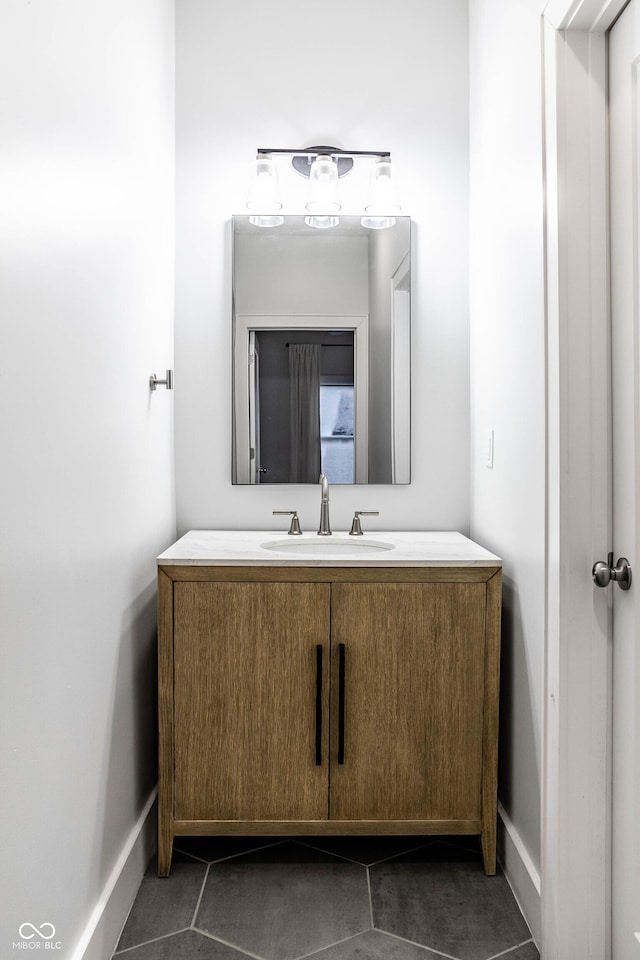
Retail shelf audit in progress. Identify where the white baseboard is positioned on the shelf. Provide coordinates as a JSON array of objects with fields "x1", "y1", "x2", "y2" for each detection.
[
  {"x1": 70, "y1": 788, "x2": 158, "y2": 960},
  {"x1": 497, "y1": 801, "x2": 542, "y2": 949}
]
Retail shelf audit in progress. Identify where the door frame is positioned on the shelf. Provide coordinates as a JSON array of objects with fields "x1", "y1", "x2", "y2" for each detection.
[
  {"x1": 390, "y1": 253, "x2": 411, "y2": 484},
  {"x1": 542, "y1": 1, "x2": 628, "y2": 957}
]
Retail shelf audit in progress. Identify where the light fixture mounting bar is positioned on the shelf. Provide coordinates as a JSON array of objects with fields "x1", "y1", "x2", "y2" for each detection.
[{"x1": 257, "y1": 147, "x2": 391, "y2": 159}]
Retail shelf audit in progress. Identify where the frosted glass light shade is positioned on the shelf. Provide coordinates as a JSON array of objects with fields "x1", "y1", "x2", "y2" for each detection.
[
  {"x1": 305, "y1": 156, "x2": 341, "y2": 213},
  {"x1": 246, "y1": 157, "x2": 282, "y2": 213},
  {"x1": 249, "y1": 214, "x2": 284, "y2": 227},
  {"x1": 361, "y1": 216, "x2": 397, "y2": 230},
  {"x1": 364, "y1": 159, "x2": 401, "y2": 215},
  {"x1": 304, "y1": 215, "x2": 340, "y2": 229}
]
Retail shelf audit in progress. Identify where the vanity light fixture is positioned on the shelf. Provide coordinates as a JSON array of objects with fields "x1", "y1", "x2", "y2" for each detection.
[
  {"x1": 361, "y1": 216, "x2": 398, "y2": 229},
  {"x1": 246, "y1": 154, "x2": 283, "y2": 227},
  {"x1": 361, "y1": 158, "x2": 401, "y2": 230},
  {"x1": 245, "y1": 147, "x2": 401, "y2": 228},
  {"x1": 304, "y1": 215, "x2": 340, "y2": 229},
  {"x1": 364, "y1": 158, "x2": 401, "y2": 215},
  {"x1": 249, "y1": 214, "x2": 285, "y2": 228},
  {"x1": 305, "y1": 154, "x2": 341, "y2": 214}
]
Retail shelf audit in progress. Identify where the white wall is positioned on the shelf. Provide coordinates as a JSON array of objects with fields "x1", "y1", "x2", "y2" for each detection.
[
  {"x1": 175, "y1": 0, "x2": 470, "y2": 534},
  {"x1": 468, "y1": 0, "x2": 546, "y2": 936},
  {"x1": 0, "y1": 2, "x2": 175, "y2": 957}
]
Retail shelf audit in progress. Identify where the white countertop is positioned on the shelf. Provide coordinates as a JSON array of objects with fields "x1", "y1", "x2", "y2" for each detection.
[{"x1": 157, "y1": 530, "x2": 501, "y2": 568}]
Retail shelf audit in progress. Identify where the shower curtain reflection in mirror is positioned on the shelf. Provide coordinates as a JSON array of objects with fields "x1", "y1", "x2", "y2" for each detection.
[{"x1": 288, "y1": 343, "x2": 321, "y2": 483}]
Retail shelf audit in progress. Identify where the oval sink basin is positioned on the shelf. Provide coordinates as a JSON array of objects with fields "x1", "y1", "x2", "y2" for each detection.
[{"x1": 261, "y1": 538, "x2": 395, "y2": 555}]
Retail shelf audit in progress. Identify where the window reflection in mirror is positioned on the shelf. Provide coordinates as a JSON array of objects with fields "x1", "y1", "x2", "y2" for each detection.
[
  {"x1": 232, "y1": 215, "x2": 411, "y2": 484},
  {"x1": 320, "y1": 384, "x2": 354, "y2": 483}
]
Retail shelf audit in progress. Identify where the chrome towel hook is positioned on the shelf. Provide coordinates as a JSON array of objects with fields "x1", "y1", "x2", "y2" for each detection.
[{"x1": 149, "y1": 370, "x2": 173, "y2": 391}]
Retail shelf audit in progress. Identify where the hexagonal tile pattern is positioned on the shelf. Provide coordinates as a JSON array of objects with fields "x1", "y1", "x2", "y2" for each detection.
[
  {"x1": 112, "y1": 836, "x2": 539, "y2": 960},
  {"x1": 304, "y1": 928, "x2": 444, "y2": 959},
  {"x1": 114, "y1": 929, "x2": 249, "y2": 959},
  {"x1": 175, "y1": 836, "x2": 285, "y2": 864},
  {"x1": 296, "y1": 835, "x2": 431, "y2": 866},
  {"x1": 194, "y1": 840, "x2": 371, "y2": 960},
  {"x1": 369, "y1": 841, "x2": 532, "y2": 960},
  {"x1": 502, "y1": 944, "x2": 542, "y2": 960},
  {"x1": 115, "y1": 852, "x2": 207, "y2": 952}
]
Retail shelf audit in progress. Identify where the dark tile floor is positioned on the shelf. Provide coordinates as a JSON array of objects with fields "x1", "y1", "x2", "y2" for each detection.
[{"x1": 112, "y1": 836, "x2": 539, "y2": 960}]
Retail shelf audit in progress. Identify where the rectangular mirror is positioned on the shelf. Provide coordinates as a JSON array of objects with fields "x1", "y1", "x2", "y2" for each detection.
[{"x1": 232, "y1": 215, "x2": 411, "y2": 484}]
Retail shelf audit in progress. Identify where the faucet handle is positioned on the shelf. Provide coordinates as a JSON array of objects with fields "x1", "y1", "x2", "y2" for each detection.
[
  {"x1": 273, "y1": 510, "x2": 303, "y2": 535},
  {"x1": 349, "y1": 511, "x2": 379, "y2": 536}
]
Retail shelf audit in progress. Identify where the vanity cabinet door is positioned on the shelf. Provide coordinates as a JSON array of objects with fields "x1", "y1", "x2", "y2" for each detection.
[
  {"x1": 173, "y1": 581, "x2": 330, "y2": 822},
  {"x1": 329, "y1": 582, "x2": 487, "y2": 822}
]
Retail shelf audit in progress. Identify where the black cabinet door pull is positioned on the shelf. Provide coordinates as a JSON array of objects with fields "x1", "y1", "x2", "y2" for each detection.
[
  {"x1": 315, "y1": 645, "x2": 323, "y2": 765},
  {"x1": 338, "y1": 643, "x2": 346, "y2": 764}
]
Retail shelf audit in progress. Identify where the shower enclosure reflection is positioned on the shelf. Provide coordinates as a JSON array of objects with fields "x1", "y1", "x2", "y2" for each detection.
[{"x1": 232, "y1": 216, "x2": 411, "y2": 484}]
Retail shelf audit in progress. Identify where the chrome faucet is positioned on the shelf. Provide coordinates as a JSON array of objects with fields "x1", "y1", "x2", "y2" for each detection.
[{"x1": 318, "y1": 473, "x2": 331, "y2": 536}]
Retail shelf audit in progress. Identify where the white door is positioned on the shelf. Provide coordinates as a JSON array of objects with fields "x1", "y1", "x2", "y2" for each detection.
[{"x1": 609, "y1": 3, "x2": 640, "y2": 955}]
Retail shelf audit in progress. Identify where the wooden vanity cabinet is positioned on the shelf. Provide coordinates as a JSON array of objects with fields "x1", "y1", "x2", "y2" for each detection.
[{"x1": 158, "y1": 565, "x2": 502, "y2": 878}]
